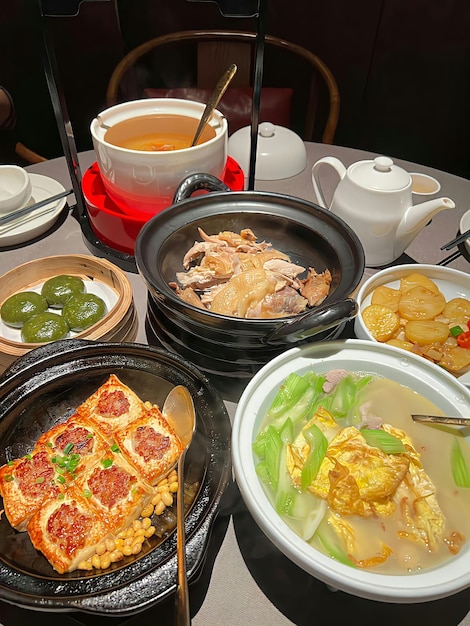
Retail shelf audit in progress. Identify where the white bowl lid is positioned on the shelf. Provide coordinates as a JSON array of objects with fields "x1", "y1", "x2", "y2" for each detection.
[{"x1": 228, "y1": 122, "x2": 307, "y2": 180}]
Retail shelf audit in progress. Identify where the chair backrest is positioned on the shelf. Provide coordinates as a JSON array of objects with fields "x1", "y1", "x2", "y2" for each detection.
[{"x1": 106, "y1": 30, "x2": 340, "y2": 144}]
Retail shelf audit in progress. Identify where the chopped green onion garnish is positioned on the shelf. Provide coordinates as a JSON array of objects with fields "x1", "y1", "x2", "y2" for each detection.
[
  {"x1": 315, "y1": 523, "x2": 356, "y2": 567},
  {"x1": 4, "y1": 475, "x2": 13, "y2": 482},
  {"x1": 360, "y1": 428, "x2": 405, "y2": 454},
  {"x1": 83, "y1": 489, "x2": 92, "y2": 498},
  {"x1": 450, "y1": 325, "x2": 464, "y2": 337},
  {"x1": 57, "y1": 493, "x2": 65, "y2": 500},
  {"x1": 46, "y1": 442, "x2": 53, "y2": 447},
  {"x1": 101, "y1": 458, "x2": 113, "y2": 469},
  {"x1": 263, "y1": 426, "x2": 283, "y2": 491},
  {"x1": 35, "y1": 476, "x2": 45, "y2": 484},
  {"x1": 111, "y1": 444, "x2": 120, "y2": 453},
  {"x1": 25, "y1": 454, "x2": 32, "y2": 461},
  {"x1": 56, "y1": 475, "x2": 66, "y2": 484},
  {"x1": 451, "y1": 439, "x2": 470, "y2": 488},
  {"x1": 63, "y1": 442, "x2": 74, "y2": 455},
  {"x1": 301, "y1": 424, "x2": 328, "y2": 491},
  {"x1": 7, "y1": 460, "x2": 14, "y2": 466}
]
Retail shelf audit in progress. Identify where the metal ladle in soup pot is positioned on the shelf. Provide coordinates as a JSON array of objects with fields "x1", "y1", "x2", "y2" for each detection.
[{"x1": 191, "y1": 63, "x2": 237, "y2": 146}]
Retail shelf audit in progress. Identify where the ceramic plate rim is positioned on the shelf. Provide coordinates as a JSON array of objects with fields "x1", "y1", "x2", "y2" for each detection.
[
  {"x1": 354, "y1": 264, "x2": 470, "y2": 380},
  {"x1": 232, "y1": 338, "x2": 470, "y2": 603},
  {"x1": 0, "y1": 173, "x2": 66, "y2": 247}
]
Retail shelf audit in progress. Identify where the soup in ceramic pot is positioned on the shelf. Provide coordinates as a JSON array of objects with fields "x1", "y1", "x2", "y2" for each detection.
[
  {"x1": 254, "y1": 370, "x2": 470, "y2": 575},
  {"x1": 104, "y1": 114, "x2": 216, "y2": 151}
]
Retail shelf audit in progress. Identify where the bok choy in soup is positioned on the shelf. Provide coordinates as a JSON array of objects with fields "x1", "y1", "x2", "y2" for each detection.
[{"x1": 253, "y1": 370, "x2": 470, "y2": 574}]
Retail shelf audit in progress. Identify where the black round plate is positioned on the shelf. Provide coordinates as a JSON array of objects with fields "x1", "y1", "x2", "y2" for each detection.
[{"x1": 0, "y1": 339, "x2": 231, "y2": 615}]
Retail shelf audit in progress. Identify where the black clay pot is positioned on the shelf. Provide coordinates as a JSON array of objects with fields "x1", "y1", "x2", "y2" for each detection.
[
  {"x1": 135, "y1": 174, "x2": 365, "y2": 377},
  {"x1": 0, "y1": 339, "x2": 231, "y2": 615}
]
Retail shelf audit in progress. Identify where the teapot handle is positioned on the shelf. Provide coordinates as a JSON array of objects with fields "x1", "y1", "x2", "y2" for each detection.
[{"x1": 311, "y1": 156, "x2": 347, "y2": 209}]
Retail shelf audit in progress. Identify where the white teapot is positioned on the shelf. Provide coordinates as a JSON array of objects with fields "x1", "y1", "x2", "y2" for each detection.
[{"x1": 312, "y1": 155, "x2": 455, "y2": 267}]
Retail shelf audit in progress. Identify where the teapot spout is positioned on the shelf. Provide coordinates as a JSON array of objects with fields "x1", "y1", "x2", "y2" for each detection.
[{"x1": 396, "y1": 197, "x2": 455, "y2": 253}]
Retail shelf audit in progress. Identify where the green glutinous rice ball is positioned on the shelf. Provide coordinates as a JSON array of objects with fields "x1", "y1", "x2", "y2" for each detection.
[
  {"x1": 41, "y1": 275, "x2": 86, "y2": 308},
  {"x1": 62, "y1": 293, "x2": 107, "y2": 331},
  {"x1": 1, "y1": 291, "x2": 49, "y2": 327},
  {"x1": 21, "y1": 312, "x2": 70, "y2": 343}
]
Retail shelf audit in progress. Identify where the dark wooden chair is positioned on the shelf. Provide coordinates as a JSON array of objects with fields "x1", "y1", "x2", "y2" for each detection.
[
  {"x1": 15, "y1": 142, "x2": 47, "y2": 164},
  {"x1": 105, "y1": 29, "x2": 340, "y2": 143}
]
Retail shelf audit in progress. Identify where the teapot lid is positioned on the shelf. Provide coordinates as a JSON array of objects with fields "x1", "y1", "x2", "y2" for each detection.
[{"x1": 349, "y1": 156, "x2": 410, "y2": 191}]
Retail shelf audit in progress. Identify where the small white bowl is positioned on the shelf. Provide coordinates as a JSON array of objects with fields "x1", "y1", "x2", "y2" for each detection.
[
  {"x1": 354, "y1": 264, "x2": 470, "y2": 377},
  {"x1": 459, "y1": 209, "x2": 470, "y2": 256},
  {"x1": 232, "y1": 339, "x2": 470, "y2": 603},
  {"x1": 410, "y1": 172, "x2": 441, "y2": 195},
  {"x1": 0, "y1": 165, "x2": 32, "y2": 215}
]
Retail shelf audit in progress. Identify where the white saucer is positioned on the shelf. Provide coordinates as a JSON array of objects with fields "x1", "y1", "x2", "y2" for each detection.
[{"x1": 0, "y1": 173, "x2": 68, "y2": 247}]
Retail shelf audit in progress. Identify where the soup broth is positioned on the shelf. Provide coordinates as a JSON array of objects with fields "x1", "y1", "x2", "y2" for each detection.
[
  {"x1": 255, "y1": 372, "x2": 470, "y2": 575},
  {"x1": 104, "y1": 114, "x2": 216, "y2": 151}
]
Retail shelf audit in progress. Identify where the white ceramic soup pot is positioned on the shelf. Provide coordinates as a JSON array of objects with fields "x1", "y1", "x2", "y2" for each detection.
[{"x1": 90, "y1": 98, "x2": 228, "y2": 215}]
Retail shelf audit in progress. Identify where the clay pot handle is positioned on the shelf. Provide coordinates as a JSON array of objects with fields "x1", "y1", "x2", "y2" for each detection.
[
  {"x1": 265, "y1": 298, "x2": 358, "y2": 345},
  {"x1": 173, "y1": 173, "x2": 231, "y2": 204}
]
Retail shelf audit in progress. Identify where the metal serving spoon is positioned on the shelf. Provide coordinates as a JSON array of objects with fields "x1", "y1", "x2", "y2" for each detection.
[
  {"x1": 412, "y1": 414, "x2": 470, "y2": 426},
  {"x1": 191, "y1": 63, "x2": 237, "y2": 147},
  {"x1": 162, "y1": 385, "x2": 196, "y2": 626}
]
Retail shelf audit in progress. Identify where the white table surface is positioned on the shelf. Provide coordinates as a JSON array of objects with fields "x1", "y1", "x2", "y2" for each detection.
[{"x1": 0, "y1": 144, "x2": 468, "y2": 626}]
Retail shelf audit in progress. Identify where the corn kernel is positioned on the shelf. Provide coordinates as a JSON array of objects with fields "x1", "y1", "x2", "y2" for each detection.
[
  {"x1": 106, "y1": 538, "x2": 116, "y2": 552},
  {"x1": 169, "y1": 481, "x2": 178, "y2": 493},
  {"x1": 115, "y1": 538, "x2": 124, "y2": 550},
  {"x1": 144, "y1": 525, "x2": 156, "y2": 539},
  {"x1": 100, "y1": 554, "x2": 111, "y2": 570},
  {"x1": 78, "y1": 560, "x2": 93, "y2": 570},
  {"x1": 91, "y1": 554, "x2": 101, "y2": 569},
  {"x1": 135, "y1": 527, "x2": 145, "y2": 537},
  {"x1": 157, "y1": 477, "x2": 168, "y2": 487},
  {"x1": 151, "y1": 493, "x2": 162, "y2": 506},
  {"x1": 141, "y1": 504, "x2": 154, "y2": 518},
  {"x1": 122, "y1": 545, "x2": 132, "y2": 557},
  {"x1": 132, "y1": 519, "x2": 142, "y2": 531},
  {"x1": 132, "y1": 542, "x2": 143, "y2": 555},
  {"x1": 155, "y1": 500, "x2": 166, "y2": 516},
  {"x1": 141, "y1": 516, "x2": 152, "y2": 529},
  {"x1": 162, "y1": 491, "x2": 173, "y2": 507},
  {"x1": 158, "y1": 484, "x2": 170, "y2": 493},
  {"x1": 95, "y1": 542, "x2": 106, "y2": 556},
  {"x1": 110, "y1": 549, "x2": 123, "y2": 563},
  {"x1": 132, "y1": 535, "x2": 144, "y2": 547}
]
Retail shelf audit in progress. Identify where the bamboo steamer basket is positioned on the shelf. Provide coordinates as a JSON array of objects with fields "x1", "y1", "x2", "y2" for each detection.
[{"x1": 0, "y1": 254, "x2": 136, "y2": 373}]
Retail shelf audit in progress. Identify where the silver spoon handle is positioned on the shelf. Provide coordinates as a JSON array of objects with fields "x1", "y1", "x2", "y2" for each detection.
[
  {"x1": 412, "y1": 414, "x2": 470, "y2": 426},
  {"x1": 175, "y1": 451, "x2": 190, "y2": 626},
  {"x1": 191, "y1": 64, "x2": 237, "y2": 147}
]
